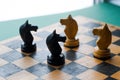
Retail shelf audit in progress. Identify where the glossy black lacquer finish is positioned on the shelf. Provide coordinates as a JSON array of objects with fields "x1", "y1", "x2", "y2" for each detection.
[
  {"x1": 19, "y1": 20, "x2": 38, "y2": 54},
  {"x1": 46, "y1": 30, "x2": 66, "y2": 66}
]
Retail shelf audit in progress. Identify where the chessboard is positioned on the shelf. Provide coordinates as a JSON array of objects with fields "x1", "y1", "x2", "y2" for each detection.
[{"x1": 0, "y1": 16, "x2": 120, "y2": 80}]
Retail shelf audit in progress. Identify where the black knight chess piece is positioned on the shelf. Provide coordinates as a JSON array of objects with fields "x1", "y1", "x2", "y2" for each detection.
[
  {"x1": 19, "y1": 20, "x2": 38, "y2": 55},
  {"x1": 46, "y1": 30, "x2": 66, "y2": 66}
]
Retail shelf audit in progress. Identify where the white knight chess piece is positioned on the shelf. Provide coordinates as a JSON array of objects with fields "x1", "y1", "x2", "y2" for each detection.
[
  {"x1": 92, "y1": 24, "x2": 112, "y2": 59},
  {"x1": 60, "y1": 15, "x2": 79, "y2": 48}
]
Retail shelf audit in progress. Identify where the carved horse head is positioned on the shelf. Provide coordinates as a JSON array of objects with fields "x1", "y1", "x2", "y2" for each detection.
[
  {"x1": 60, "y1": 15, "x2": 78, "y2": 40},
  {"x1": 93, "y1": 24, "x2": 112, "y2": 50},
  {"x1": 19, "y1": 20, "x2": 38, "y2": 45}
]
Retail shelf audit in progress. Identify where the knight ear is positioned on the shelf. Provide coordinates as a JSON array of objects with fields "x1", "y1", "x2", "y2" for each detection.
[
  {"x1": 53, "y1": 30, "x2": 56, "y2": 34},
  {"x1": 103, "y1": 24, "x2": 109, "y2": 31},
  {"x1": 68, "y1": 14, "x2": 72, "y2": 19},
  {"x1": 25, "y1": 20, "x2": 29, "y2": 25},
  {"x1": 102, "y1": 24, "x2": 111, "y2": 34}
]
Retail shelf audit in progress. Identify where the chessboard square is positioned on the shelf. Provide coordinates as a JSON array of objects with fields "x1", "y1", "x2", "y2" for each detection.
[
  {"x1": 35, "y1": 31, "x2": 51, "y2": 39},
  {"x1": 83, "y1": 28, "x2": 97, "y2": 37},
  {"x1": 26, "y1": 63, "x2": 55, "y2": 77},
  {"x1": 75, "y1": 56, "x2": 102, "y2": 68},
  {"x1": 30, "y1": 50, "x2": 49, "y2": 62},
  {"x1": 105, "y1": 77, "x2": 117, "y2": 80},
  {"x1": 12, "y1": 56, "x2": 39, "y2": 69},
  {"x1": 0, "y1": 76, "x2": 5, "y2": 80},
  {"x1": 111, "y1": 71, "x2": 120, "y2": 80},
  {"x1": 43, "y1": 23, "x2": 61, "y2": 32},
  {"x1": 82, "y1": 22, "x2": 102, "y2": 28},
  {"x1": 92, "y1": 62, "x2": 120, "y2": 76},
  {"x1": 87, "y1": 39, "x2": 97, "y2": 47},
  {"x1": 112, "y1": 29, "x2": 120, "y2": 37},
  {"x1": 61, "y1": 46, "x2": 71, "y2": 52},
  {"x1": 0, "y1": 45, "x2": 12, "y2": 55},
  {"x1": 34, "y1": 36, "x2": 43, "y2": 42},
  {"x1": 64, "y1": 50, "x2": 85, "y2": 61},
  {"x1": 3, "y1": 39, "x2": 22, "y2": 49},
  {"x1": 112, "y1": 35, "x2": 120, "y2": 43},
  {"x1": 44, "y1": 24, "x2": 65, "y2": 36},
  {"x1": 65, "y1": 59, "x2": 72, "y2": 65},
  {"x1": 113, "y1": 39, "x2": 120, "y2": 46},
  {"x1": 41, "y1": 70, "x2": 72, "y2": 80},
  {"x1": 43, "y1": 24, "x2": 55, "y2": 32},
  {"x1": 109, "y1": 44, "x2": 120, "y2": 54},
  {"x1": 60, "y1": 62, "x2": 88, "y2": 76},
  {"x1": 36, "y1": 78, "x2": 44, "y2": 80},
  {"x1": 37, "y1": 40, "x2": 48, "y2": 49},
  {"x1": 0, "y1": 58, "x2": 8, "y2": 67},
  {"x1": 78, "y1": 26, "x2": 91, "y2": 34},
  {"x1": 76, "y1": 69, "x2": 107, "y2": 80},
  {"x1": 6, "y1": 70, "x2": 38, "y2": 80},
  {"x1": 106, "y1": 55, "x2": 120, "y2": 67},
  {"x1": 74, "y1": 16, "x2": 91, "y2": 24},
  {"x1": 70, "y1": 77, "x2": 80, "y2": 80},
  {"x1": 78, "y1": 44, "x2": 94, "y2": 55},
  {"x1": 0, "y1": 63, "x2": 22, "y2": 77},
  {"x1": 0, "y1": 50, "x2": 24, "y2": 62},
  {"x1": 78, "y1": 35, "x2": 95, "y2": 43}
]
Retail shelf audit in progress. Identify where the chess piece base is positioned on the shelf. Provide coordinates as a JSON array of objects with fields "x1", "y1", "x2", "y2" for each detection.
[
  {"x1": 21, "y1": 44, "x2": 36, "y2": 55},
  {"x1": 64, "y1": 39, "x2": 79, "y2": 48},
  {"x1": 93, "y1": 47, "x2": 111, "y2": 60},
  {"x1": 47, "y1": 54, "x2": 65, "y2": 66}
]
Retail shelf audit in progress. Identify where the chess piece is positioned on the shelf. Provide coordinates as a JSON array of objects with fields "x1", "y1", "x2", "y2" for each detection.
[
  {"x1": 92, "y1": 24, "x2": 112, "y2": 59},
  {"x1": 19, "y1": 20, "x2": 38, "y2": 55},
  {"x1": 60, "y1": 15, "x2": 79, "y2": 48},
  {"x1": 46, "y1": 30, "x2": 66, "y2": 66}
]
